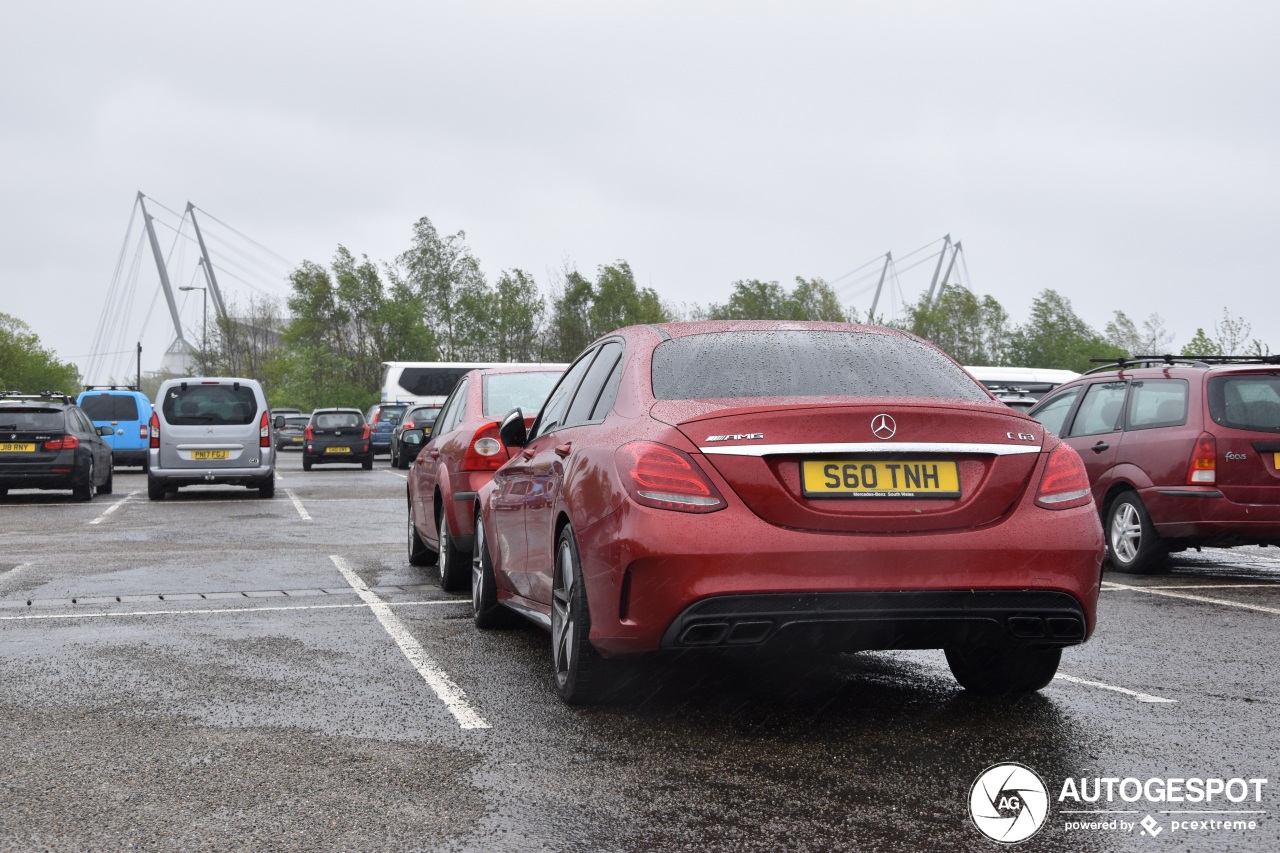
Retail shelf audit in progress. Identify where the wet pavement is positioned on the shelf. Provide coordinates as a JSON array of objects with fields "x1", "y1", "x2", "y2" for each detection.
[{"x1": 1, "y1": 454, "x2": 1277, "y2": 851}]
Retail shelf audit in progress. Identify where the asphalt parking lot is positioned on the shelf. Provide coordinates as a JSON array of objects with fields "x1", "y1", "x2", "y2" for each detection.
[{"x1": 1, "y1": 453, "x2": 1277, "y2": 851}]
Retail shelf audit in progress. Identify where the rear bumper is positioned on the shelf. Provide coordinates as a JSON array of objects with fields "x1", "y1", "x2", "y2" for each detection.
[
  {"x1": 661, "y1": 590, "x2": 1088, "y2": 651},
  {"x1": 149, "y1": 463, "x2": 274, "y2": 487},
  {"x1": 303, "y1": 452, "x2": 374, "y2": 465},
  {"x1": 1145, "y1": 487, "x2": 1280, "y2": 544},
  {"x1": 111, "y1": 449, "x2": 148, "y2": 466}
]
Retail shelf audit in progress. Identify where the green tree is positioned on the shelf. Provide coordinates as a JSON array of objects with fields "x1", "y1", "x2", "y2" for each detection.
[
  {"x1": 397, "y1": 217, "x2": 484, "y2": 360},
  {"x1": 0, "y1": 313, "x2": 80, "y2": 394},
  {"x1": 905, "y1": 284, "x2": 1011, "y2": 365},
  {"x1": 1180, "y1": 328, "x2": 1223, "y2": 357},
  {"x1": 1007, "y1": 289, "x2": 1124, "y2": 372},
  {"x1": 1104, "y1": 310, "x2": 1176, "y2": 355},
  {"x1": 545, "y1": 262, "x2": 669, "y2": 360},
  {"x1": 708, "y1": 280, "x2": 790, "y2": 319},
  {"x1": 786, "y1": 277, "x2": 849, "y2": 321},
  {"x1": 547, "y1": 269, "x2": 595, "y2": 361},
  {"x1": 493, "y1": 269, "x2": 546, "y2": 361}
]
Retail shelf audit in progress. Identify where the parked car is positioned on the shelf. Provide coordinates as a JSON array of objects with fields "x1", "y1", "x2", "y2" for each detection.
[
  {"x1": 467, "y1": 322, "x2": 1104, "y2": 703},
  {"x1": 406, "y1": 366, "x2": 566, "y2": 588},
  {"x1": 274, "y1": 414, "x2": 311, "y2": 450},
  {"x1": 0, "y1": 391, "x2": 115, "y2": 501},
  {"x1": 390, "y1": 405, "x2": 441, "y2": 469},
  {"x1": 1026, "y1": 354, "x2": 1280, "y2": 573},
  {"x1": 303, "y1": 408, "x2": 373, "y2": 470},
  {"x1": 964, "y1": 366, "x2": 1080, "y2": 403},
  {"x1": 367, "y1": 402, "x2": 410, "y2": 456},
  {"x1": 147, "y1": 377, "x2": 276, "y2": 500},
  {"x1": 76, "y1": 386, "x2": 153, "y2": 468}
]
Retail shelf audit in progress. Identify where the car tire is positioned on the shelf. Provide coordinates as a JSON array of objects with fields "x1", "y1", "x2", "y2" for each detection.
[
  {"x1": 472, "y1": 510, "x2": 517, "y2": 628},
  {"x1": 552, "y1": 524, "x2": 611, "y2": 704},
  {"x1": 147, "y1": 475, "x2": 166, "y2": 501},
  {"x1": 73, "y1": 459, "x2": 95, "y2": 502},
  {"x1": 389, "y1": 444, "x2": 399, "y2": 468},
  {"x1": 302, "y1": 457, "x2": 313, "y2": 471},
  {"x1": 437, "y1": 511, "x2": 469, "y2": 592},
  {"x1": 945, "y1": 643, "x2": 1061, "y2": 696},
  {"x1": 362, "y1": 457, "x2": 373, "y2": 471},
  {"x1": 408, "y1": 500, "x2": 434, "y2": 567},
  {"x1": 1105, "y1": 492, "x2": 1166, "y2": 574},
  {"x1": 257, "y1": 475, "x2": 275, "y2": 498},
  {"x1": 99, "y1": 465, "x2": 114, "y2": 496}
]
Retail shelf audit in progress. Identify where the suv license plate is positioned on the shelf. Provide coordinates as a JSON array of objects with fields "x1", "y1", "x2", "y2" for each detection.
[
  {"x1": 801, "y1": 459, "x2": 961, "y2": 498},
  {"x1": 191, "y1": 450, "x2": 231, "y2": 460}
]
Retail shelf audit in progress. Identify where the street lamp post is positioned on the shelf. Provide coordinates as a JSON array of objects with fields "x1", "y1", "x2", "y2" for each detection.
[{"x1": 179, "y1": 285, "x2": 207, "y2": 371}]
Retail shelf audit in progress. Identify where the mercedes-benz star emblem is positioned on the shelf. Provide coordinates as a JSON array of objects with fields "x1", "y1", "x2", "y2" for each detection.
[{"x1": 871, "y1": 414, "x2": 896, "y2": 440}]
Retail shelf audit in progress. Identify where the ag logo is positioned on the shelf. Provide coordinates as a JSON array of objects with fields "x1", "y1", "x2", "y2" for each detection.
[{"x1": 968, "y1": 763, "x2": 1048, "y2": 844}]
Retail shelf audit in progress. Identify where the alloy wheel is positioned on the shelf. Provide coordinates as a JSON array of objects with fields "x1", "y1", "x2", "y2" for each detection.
[
  {"x1": 1110, "y1": 501, "x2": 1142, "y2": 563},
  {"x1": 551, "y1": 541, "x2": 577, "y2": 683}
]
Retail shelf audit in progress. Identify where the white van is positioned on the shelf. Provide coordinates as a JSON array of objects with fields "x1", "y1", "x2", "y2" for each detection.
[
  {"x1": 147, "y1": 377, "x2": 275, "y2": 500},
  {"x1": 964, "y1": 366, "x2": 1080, "y2": 402}
]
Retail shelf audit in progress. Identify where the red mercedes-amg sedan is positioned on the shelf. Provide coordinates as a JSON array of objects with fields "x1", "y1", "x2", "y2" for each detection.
[{"x1": 470, "y1": 322, "x2": 1104, "y2": 703}]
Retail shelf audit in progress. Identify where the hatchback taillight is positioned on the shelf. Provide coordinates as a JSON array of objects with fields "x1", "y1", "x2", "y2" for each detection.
[
  {"x1": 461, "y1": 423, "x2": 506, "y2": 471},
  {"x1": 362, "y1": 424, "x2": 371, "y2": 440},
  {"x1": 149, "y1": 412, "x2": 160, "y2": 448},
  {"x1": 259, "y1": 411, "x2": 270, "y2": 447},
  {"x1": 1035, "y1": 443, "x2": 1093, "y2": 510},
  {"x1": 615, "y1": 441, "x2": 727, "y2": 513},
  {"x1": 45, "y1": 435, "x2": 80, "y2": 451},
  {"x1": 305, "y1": 425, "x2": 314, "y2": 440},
  {"x1": 1187, "y1": 432, "x2": 1217, "y2": 484},
  {"x1": 139, "y1": 423, "x2": 148, "y2": 440}
]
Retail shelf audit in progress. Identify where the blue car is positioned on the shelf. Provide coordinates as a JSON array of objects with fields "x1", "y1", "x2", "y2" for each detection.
[
  {"x1": 366, "y1": 402, "x2": 410, "y2": 456},
  {"x1": 77, "y1": 386, "x2": 154, "y2": 468}
]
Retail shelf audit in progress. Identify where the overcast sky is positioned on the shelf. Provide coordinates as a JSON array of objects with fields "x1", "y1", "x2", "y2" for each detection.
[{"x1": 4, "y1": 2, "x2": 1278, "y2": 382}]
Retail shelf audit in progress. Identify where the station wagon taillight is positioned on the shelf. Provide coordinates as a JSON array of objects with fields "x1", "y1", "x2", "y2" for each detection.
[
  {"x1": 149, "y1": 412, "x2": 160, "y2": 448},
  {"x1": 259, "y1": 411, "x2": 271, "y2": 447},
  {"x1": 305, "y1": 425, "x2": 314, "y2": 440},
  {"x1": 615, "y1": 441, "x2": 727, "y2": 513},
  {"x1": 44, "y1": 435, "x2": 80, "y2": 451},
  {"x1": 461, "y1": 422, "x2": 506, "y2": 471},
  {"x1": 1187, "y1": 432, "x2": 1217, "y2": 485},
  {"x1": 1034, "y1": 443, "x2": 1092, "y2": 510},
  {"x1": 362, "y1": 424, "x2": 371, "y2": 440}
]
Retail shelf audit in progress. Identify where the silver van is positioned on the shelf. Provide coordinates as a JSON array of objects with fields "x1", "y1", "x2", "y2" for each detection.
[{"x1": 147, "y1": 377, "x2": 275, "y2": 500}]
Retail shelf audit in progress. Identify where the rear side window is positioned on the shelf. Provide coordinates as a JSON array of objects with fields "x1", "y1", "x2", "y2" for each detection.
[
  {"x1": 162, "y1": 385, "x2": 258, "y2": 425},
  {"x1": 651, "y1": 331, "x2": 989, "y2": 401},
  {"x1": 1126, "y1": 379, "x2": 1188, "y2": 430},
  {"x1": 80, "y1": 394, "x2": 141, "y2": 421},
  {"x1": 1029, "y1": 386, "x2": 1082, "y2": 436},
  {"x1": 0, "y1": 407, "x2": 65, "y2": 430},
  {"x1": 565, "y1": 343, "x2": 623, "y2": 426},
  {"x1": 1066, "y1": 382, "x2": 1127, "y2": 437},
  {"x1": 1209, "y1": 375, "x2": 1280, "y2": 434}
]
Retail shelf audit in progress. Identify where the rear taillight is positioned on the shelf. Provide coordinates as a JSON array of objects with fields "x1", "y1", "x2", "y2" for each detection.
[
  {"x1": 44, "y1": 435, "x2": 80, "y2": 451},
  {"x1": 403, "y1": 419, "x2": 415, "y2": 429},
  {"x1": 461, "y1": 422, "x2": 506, "y2": 471},
  {"x1": 259, "y1": 411, "x2": 270, "y2": 448},
  {"x1": 149, "y1": 413, "x2": 160, "y2": 448},
  {"x1": 305, "y1": 425, "x2": 314, "y2": 440},
  {"x1": 1035, "y1": 443, "x2": 1093, "y2": 510},
  {"x1": 615, "y1": 441, "x2": 727, "y2": 513},
  {"x1": 1187, "y1": 431, "x2": 1217, "y2": 484},
  {"x1": 139, "y1": 423, "x2": 148, "y2": 440},
  {"x1": 362, "y1": 424, "x2": 371, "y2": 440}
]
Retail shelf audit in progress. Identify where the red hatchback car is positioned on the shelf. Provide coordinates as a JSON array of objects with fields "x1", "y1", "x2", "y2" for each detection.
[
  {"x1": 470, "y1": 322, "x2": 1105, "y2": 703},
  {"x1": 407, "y1": 365, "x2": 566, "y2": 590}
]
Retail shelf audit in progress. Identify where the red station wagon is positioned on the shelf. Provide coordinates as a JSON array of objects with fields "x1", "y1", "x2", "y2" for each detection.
[
  {"x1": 1027, "y1": 355, "x2": 1280, "y2": 573},
  {"x1": 468, "y1": 322, "x2": 1105, "y2": 703}
]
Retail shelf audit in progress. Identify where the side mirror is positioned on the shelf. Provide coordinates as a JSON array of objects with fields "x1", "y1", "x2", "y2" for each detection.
[
  {"x1": 273, "y1": 415, "x2": 285, "y2": 429},
  {"x1": 401, "y1": 429, "x2": 425, "y2": 446},
  {"x1": 499, "y1": 408, "x2": 527, "y2": 448},
  {"x1": 98, "y1": 425, "x2": 114, "y2": 437}
]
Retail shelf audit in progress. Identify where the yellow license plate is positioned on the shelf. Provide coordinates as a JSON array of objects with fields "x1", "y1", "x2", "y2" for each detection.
[
  {"x1": 0, "y1": 443, "x2": 36, "y2": 452},
  {"x1": 802, "y1": 459, "x2": 961, "y2": 498},
  {"x1": 291, "y1": 437, "x2": 303, "y2": 442},
  {"x1": 325, "y1": 446, "x2": 351, "y2": 454},
  {"x1": 191, "y1": 449, "x2": 230, "y2": 460}
]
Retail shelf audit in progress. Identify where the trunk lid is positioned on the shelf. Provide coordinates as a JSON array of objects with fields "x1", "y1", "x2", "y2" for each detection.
[{"x1": 653, "y1": 398, "x2": 1046, "y2": 533}]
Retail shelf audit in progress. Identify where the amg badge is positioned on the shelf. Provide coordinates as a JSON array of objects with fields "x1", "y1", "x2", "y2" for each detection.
[{"x1": 705, "y1": 433, "x2": 764, "y2": 442}]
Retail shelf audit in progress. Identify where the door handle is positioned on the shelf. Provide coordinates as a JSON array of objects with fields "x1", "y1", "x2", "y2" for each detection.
[
  {"x1": 554, "y1": 443, "x2": 572, "y2": 458},
  {"x1": 427, "y1": 449, "x2": 440, "y2": 459},
  {"x1": 1090, "y1": 442, "x2": 1110, "y2": 453},
  {"x1": 521, "y1": 448, "x2": 535, "y2": 460}
]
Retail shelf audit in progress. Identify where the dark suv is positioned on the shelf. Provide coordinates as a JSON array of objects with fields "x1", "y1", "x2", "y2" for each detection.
[
  {"x1": 1027, "y1": 355, "x2": 1280, "y2": 572},
  {"x1": 0, "y1": 392, "x2": 116, "y2": 500}
]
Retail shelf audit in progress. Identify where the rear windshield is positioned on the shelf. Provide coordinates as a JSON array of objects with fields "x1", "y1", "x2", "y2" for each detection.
[
  {"x1": 483, "y1": 371, "x2": 563, "y2": 417},
  {"x1": 1209, "y1": 375, "x2": 1280, "y2": 433},
  {"x1": 284, "y1": 416, "x2": 310, "y2": 428},
  {"x1": 80, "y1": 394, "x2": 142, "y2": 422},
  {"x1": 651, "y1": 331, "x2": 989, "y2": 401},
  {"x1": 0, "y1": 407, "x2": 65, "y2": 430},
  {"x1": 314, "y1": 412, "x2": 363, "y2": 429},
  {"x1": 161, "y1": 384, "x2": 258, "y2": 425}
]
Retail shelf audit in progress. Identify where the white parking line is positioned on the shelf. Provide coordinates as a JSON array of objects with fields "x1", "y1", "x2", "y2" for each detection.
[
  {"x1": 88, "y1": 491, "x2": 136, "y2": 525},
  {"x1": 1102, "y1": 582, "x2": 1278, "y2": 590},
  {"x1": 1105, "y1": 580, "x2": 1280, "y2": 615},
  {"x1": 0, "y1": 599, "x2": 465, "y2": 621},
  {"x1": 1054, "y1": 672, "x2": 1177, "y2": 703},
  {"x1": 286, "y1": 489, "x2": 312, "y2": 521},
  {"x1": 330, "y1": 555, "x2": 489, "y2": 730},
  {"x1": 383, "y1": 470, "x2": 407, "y2": 480}
]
